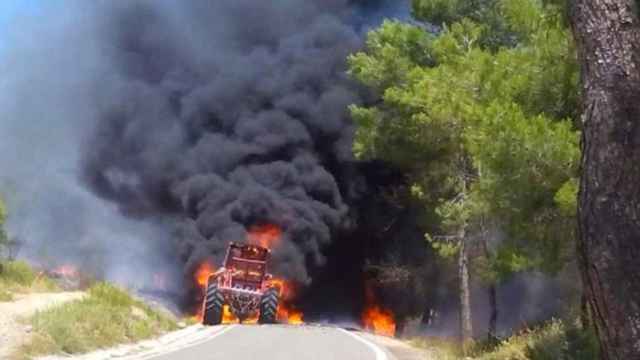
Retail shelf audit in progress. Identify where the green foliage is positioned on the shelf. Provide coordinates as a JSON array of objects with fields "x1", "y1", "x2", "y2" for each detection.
[
  {"x1": 349, "y1": 20, "x2": 434, "y2": 94},
  {"x1": 426, "y1": 233, "x2": 461, "y2": 259},
  {"x1": 554, "y1": 178, "x2": 578, "y2": 217},
  {"x1": 411, "y1": 0, "x2": 533, "y2": 49},
  {"x1": 349, "y1": 0, "x2": 580, "y2": 282},
  {"x1": 473, "y1": 320, "x2": 598, "y2": 360},
  {"x1": 564, "y1": 320, "x2": 600, "y2": 360},
  {"x1": 0, "y1": 260, "x2": 59, "y2": 295},
  {"x1": 19, "y1": 282, "x2": 177, "y2": 358},
  {"x1": 409, "y1": 319, "x2": 599, "y2": 360},
  {"x1": 1, "y1": 260, "x2": 36, "y2": 285}
]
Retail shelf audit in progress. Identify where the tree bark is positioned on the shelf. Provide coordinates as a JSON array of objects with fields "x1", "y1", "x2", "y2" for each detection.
[
  {"x1": 458, "y1": 238, "x2": 473, "y2": 346},
  {"x1": 569, "y1": 1, "x2": 640, "y2": 358},
  {"x1": 488, "y1": 284, "x2": 498, "y2": 341}
]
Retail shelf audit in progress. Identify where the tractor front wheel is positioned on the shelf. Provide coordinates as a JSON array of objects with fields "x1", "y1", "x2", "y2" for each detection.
[
  {"x1": 258, "y1": 287, "x2": 279, "y2": 324},
  {"x1": 203, "y1": 283, "x2": 224, "y2": 325}
]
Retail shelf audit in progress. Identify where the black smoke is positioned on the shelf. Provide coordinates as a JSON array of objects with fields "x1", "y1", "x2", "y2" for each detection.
[{"x1": 81, "y1": 0, "x2": 380, "y2": 285}]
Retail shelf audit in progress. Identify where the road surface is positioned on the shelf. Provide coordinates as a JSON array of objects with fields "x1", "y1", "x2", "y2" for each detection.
[
  {"x1": 138, "y1": 325, "x2": 394, "y2": 360},
  {"x1": 40, "y1": 324, "x2": 429, "y2": 360}
]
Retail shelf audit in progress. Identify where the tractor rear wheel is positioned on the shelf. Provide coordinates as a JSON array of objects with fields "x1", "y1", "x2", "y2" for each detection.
[
  {"x1": 258, "y1": 287, "x2": 279, "y2": 324},
  {"x1": 203, "y1": 283, "x2": 224, "y2": 325}
]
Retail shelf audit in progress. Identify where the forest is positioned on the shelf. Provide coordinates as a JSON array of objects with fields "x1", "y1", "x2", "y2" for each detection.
[{"x1": 346, "y1": 0, "x2": 639, "y2": 358}]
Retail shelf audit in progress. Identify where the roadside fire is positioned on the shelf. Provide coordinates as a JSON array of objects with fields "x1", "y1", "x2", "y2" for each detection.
[
  {"x1": 278, "y1": 303, "x2": 304, "y2": 325},
  {"x1": 362, "y1": 304, "x2": 396, "y2": 337},
  {"x1": 362, "y1": 284, "x2": 396, "y2": 336},
  {"x1": 51, "y1": 264, "x2": 79, "y2": 278},
  {"x1": 43, "y1": 264, "x2": 85, "y2": 290},
  {"x1": 194, "y1": 261, "x2": 216, "y2": 288}
]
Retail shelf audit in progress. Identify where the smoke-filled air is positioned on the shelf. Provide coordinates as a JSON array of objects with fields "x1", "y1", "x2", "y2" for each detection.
[
  {"x1": 0, "y1": 0, "x2": 408, "y2": 293},
  {"x1": 81, "y1": 0, "x2": 364, "y2": 285}
]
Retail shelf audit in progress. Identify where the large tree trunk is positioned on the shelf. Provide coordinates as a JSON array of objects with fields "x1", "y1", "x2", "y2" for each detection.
[
  {"x1": 569, "y1": 1, "x2": 640, "y2": 358},
  {"x1": 458, "y1": 238, "x2": 473, "y2": 346},
  {"x1": 488, "y1": 284, "x2": 498, "y2": 341}
]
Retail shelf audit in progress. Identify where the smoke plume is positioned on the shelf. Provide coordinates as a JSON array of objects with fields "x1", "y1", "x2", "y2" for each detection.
[
  {"x1": 79, "y1": 0, "x2": 372, "y2": 284},
  {"x1": 0, "y1": 0, "x2": 410, "y2": 299}
]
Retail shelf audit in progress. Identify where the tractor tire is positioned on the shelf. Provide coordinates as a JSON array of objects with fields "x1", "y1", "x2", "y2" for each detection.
[
  {"x1": 202, "y1": 283, "x2": 224, "y2": 325},
  {"x1": 258, "y1": 287, "x2": 279, "y2": 324}
]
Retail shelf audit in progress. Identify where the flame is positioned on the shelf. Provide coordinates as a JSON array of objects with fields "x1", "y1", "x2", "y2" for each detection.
[
  {"x1": 362, "y1": 305, "x2": 396, "y2": 337},
  {"x1": 269, "y1": 278, "x2": 304, "y2": 324},
  {"x1": 362, "y1": 283, "x2": 396, "y2": 337},
  {"x1": 247, "y1": 224, "x2": 282, "y2": 248},
  {"x1": 192, "y1": 247, "x2": 304, "y2": 326},
  {"x1": 52, "y1": 264, "x2": 79, "y2": 277},
  {"x1": 223, "y1": 305, "x2": 240, "y2": 324},
  {"x1": 268, "y1": 278, "x2": 296, "y2": 301},
  {"x1": 193, "y1": 261, "x2": 216, "y2": 322},
  {"x1": 195, "y1": 261, "x2": 215, "y2": 288},
  {"x1": 278, "y1": 303, "x2": 304, "y2": 325}
]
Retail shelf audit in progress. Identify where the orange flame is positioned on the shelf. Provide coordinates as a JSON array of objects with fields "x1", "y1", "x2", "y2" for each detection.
[
  {"x1": 247, "y1": 224, "x2": 282, "y2": 248},
  {"x1": 278, "y1": 303, "x2": 304, "y2": 325},
  {"x1": 269, "y1": 278, "x2": 304, "y2": 324},
  {"x1": 223, "y1": 305, "x2": 240, "y2": 324},
  {"x1": 194, "y1": 261, "x2": 215, "y2": 288},
  {"x1": 362, "y1": 305, "x2": 396, "y2": 337},
  {"x1": 362, "y1": 283, "x2": 396, "y2": 337},
  {"x1": 193, "y1": 261, "x2": 216, "y2": 322}
]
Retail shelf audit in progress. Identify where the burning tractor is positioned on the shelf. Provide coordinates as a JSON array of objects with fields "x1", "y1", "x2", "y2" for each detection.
[{"x1": 202, "y1": 242, "x2": 280, "y2": 325}]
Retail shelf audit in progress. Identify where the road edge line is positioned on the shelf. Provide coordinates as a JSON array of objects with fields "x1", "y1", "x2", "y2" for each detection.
[
  {"x1": 337, "y1": 328, "x2": 389, "y2": 360},
  {"x1": 134, "y1": 325, "x2": 237, "y2": 360}
]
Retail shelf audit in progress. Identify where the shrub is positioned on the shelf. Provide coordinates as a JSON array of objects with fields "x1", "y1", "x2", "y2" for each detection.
[
  {"x1": 0, "y1": 260, "x2": 59, "y2": 294},
  {"x1": 19, "y1": 282, "x2": 177, "y2": 358},
  {"x1": 476, "y1": 319, "x2": 599, "y2": 360},
  {"x1": 412, "y1": 319, "x2": 600, "y2": 360}
]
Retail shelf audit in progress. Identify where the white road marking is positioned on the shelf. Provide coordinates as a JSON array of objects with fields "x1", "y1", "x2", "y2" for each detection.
[
  {"x1": 135, "y1": 325, "x2": 237, "y2": 360},
  {"x1": 337, "y1": 328, "x2": 389, "y2": 360}
]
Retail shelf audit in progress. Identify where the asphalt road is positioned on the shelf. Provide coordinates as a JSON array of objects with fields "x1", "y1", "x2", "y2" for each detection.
[{"x1": 142, "y1": 325, "x2": 391, "y2": 360}]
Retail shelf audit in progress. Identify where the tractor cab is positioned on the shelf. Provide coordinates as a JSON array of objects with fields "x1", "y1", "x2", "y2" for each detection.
[{"x1": 224, "y1": 243, "x2": 270, "y2": 290}]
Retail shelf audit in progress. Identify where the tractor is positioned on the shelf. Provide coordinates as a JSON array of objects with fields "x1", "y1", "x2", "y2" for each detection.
[{"x1": 202, "y1": 242, "x2": 280, "y2": 325}]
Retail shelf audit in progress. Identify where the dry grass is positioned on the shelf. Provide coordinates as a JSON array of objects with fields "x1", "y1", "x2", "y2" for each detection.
[
  {"x1": 15, "y1": 282, "x2": 177, "y2": 359},
  {"x1": 0, "y1": 261, "x2": 59, "y2": 300},
  {"x1": 408, "y1": 336, "x2": 462, "y2": 360},
  {"x1": 409, "y1": 319, "x2": 599, "y2": 360}
]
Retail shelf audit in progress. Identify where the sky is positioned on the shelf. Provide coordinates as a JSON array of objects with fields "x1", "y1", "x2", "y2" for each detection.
[{"x1": 0, "y1": 1, "x2": 41, "y2": 48}]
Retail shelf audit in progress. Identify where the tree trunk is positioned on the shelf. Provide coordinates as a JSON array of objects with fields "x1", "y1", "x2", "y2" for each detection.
[
  {"x1": 569, "y1": 1, "x2": 640, "y2": 358},
  {"x1": 488, "y1": 284, "x2": 498, "y2": 341},
  {"x1": 458, "y1": 238, "x2": 473, "y2": 346}
]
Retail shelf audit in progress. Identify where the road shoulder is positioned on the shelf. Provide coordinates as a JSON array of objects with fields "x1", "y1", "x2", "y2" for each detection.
[
  {"x1": 359, "y1": 331, "x2": 435, "y2": 360},
  {"x1": 0, "y1": 292, "x2": 85, "y2": 359}
]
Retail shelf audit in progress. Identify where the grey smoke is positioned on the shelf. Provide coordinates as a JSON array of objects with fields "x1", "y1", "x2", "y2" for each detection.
[
  {"x1": 0, "y1": 1, "x2": 408, "y2": 290},
  {"x1": 81, "y1": 0, "x2": 367, "y2": 284},
  {"x1": 0, "y1": 2, "x2": 180, "y2": 288}
]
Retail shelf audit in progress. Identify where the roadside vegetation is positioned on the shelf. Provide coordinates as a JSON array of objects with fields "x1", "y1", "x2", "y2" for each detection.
[
  {"x1": 0, "y1": 261, "x2": 60, "y2": 301},
  {"x1": 411, "y1": 319, "x2": 599, "y2": 360},
  {"x1": 16, "y1": 282, "x2": 178, "y2": 359},
  {"x1": 349, "y1": 0, "x2": 601, "y2": 357}
]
